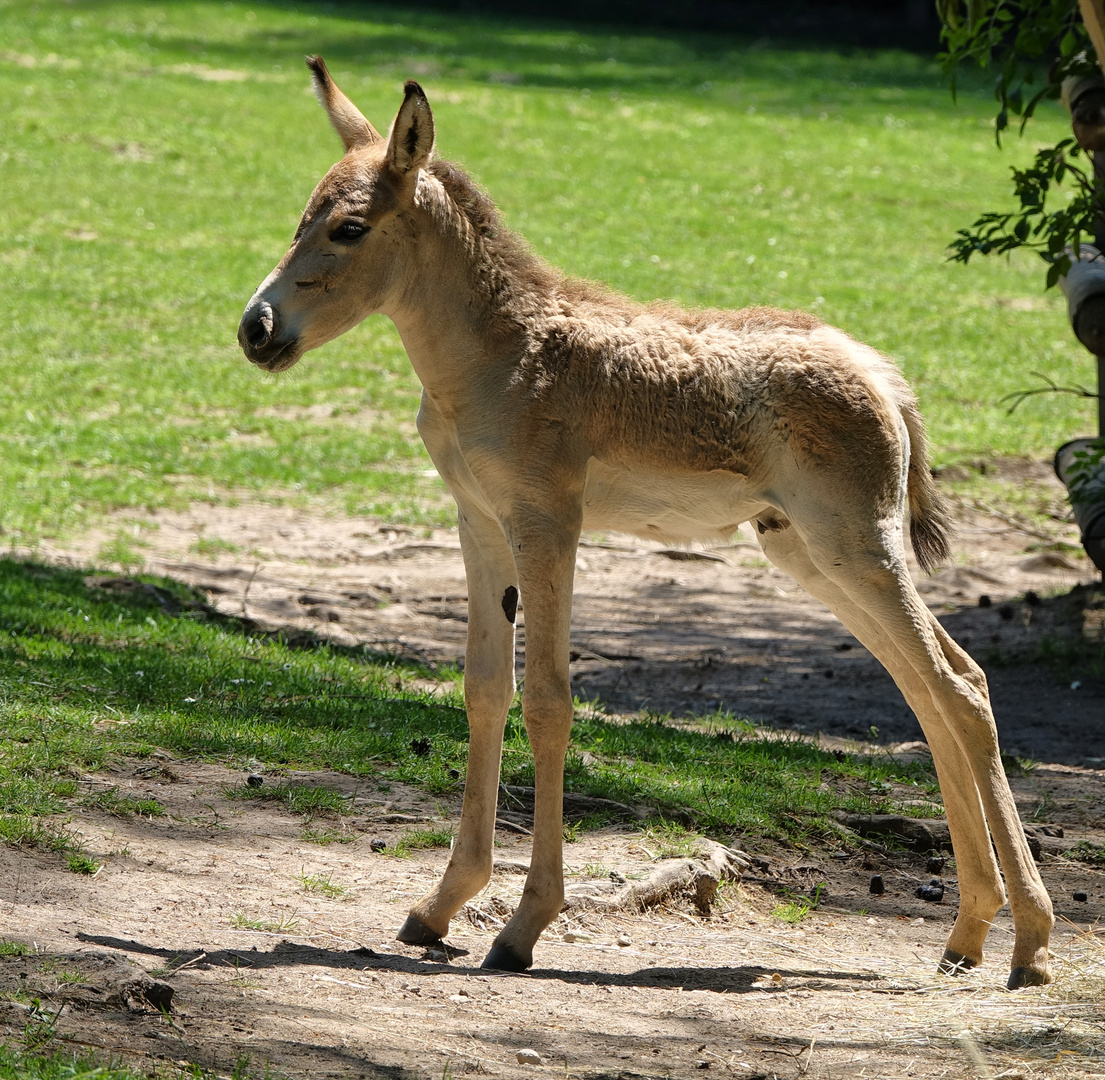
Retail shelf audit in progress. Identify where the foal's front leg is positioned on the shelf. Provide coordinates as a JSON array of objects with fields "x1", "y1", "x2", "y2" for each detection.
[
  {"x1": 482, "y1": 507, "x2": 580, "y2": 971},
  {"x1": 398, "y1": 507, "x2": 518, "y2": 945}
]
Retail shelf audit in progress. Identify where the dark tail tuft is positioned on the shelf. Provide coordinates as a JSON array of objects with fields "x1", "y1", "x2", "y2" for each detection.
[{"x1": 901, "y1": 400, "x2": 952, "y2": 574}]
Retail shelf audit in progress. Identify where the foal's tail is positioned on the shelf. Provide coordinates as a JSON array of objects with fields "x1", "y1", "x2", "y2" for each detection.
[{"x1": 899, "y1": 397, "x2": 952, "y2": 574}]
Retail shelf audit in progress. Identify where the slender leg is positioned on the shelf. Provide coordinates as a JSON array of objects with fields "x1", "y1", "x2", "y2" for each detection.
[
  {"x1": 756, "y1": 518, "x2": 1052, "y2": 987},
  {"x1": 398, "y1": 507, "x2": 518, "y2": 944},
  {"x1": 483, "y1": 507, "x2": 580, "y2": 971}
]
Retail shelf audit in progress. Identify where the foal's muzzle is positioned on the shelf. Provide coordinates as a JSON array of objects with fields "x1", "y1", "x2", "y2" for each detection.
[{"x1": 237, "y1": 300, "x2": 301, "y2": 372}]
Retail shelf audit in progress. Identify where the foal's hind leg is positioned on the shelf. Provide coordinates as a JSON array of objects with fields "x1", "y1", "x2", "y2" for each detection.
[
  {"x1": 754, "y1": 519, "x2": 1052, "y2": 987},
  {"x1": 398, "y1": 507, "x2": 518, "y2": 945}
]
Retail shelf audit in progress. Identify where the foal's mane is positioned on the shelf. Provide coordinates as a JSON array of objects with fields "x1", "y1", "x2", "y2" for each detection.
[
  {"x1": 424, "y1": 158, "x2": 824, "y2": 338},
  {"x1": 426, "y1": 159, "x2": 618, "y2": 316}
]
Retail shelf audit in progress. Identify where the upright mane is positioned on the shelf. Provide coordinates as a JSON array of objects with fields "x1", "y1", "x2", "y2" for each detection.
[
  {"x1": 425, "y1": 160, "x2": 559, "y2": 302},
  {"x1": 424, "y1": 159, "x2": 628, "y2": 322},
  {"x1": 424, "y1": 160, "x2": 830, "y2": 338}
]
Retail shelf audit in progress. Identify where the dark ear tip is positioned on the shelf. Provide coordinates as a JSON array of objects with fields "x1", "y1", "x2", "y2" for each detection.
[
  {"x1": 403, "y1": 79, "x2": 427, "y2": 99},
  {"x1": 306, "y1": 55, "x2": 327, "y2": 78}
]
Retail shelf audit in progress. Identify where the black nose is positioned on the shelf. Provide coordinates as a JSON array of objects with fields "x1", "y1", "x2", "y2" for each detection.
[{"x1": 240, "y1": 301, "x2": 275, "y2": 350}]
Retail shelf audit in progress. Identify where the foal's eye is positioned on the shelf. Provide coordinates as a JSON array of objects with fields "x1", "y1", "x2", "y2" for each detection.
[{"x1": 331, "y1": 221, "x2": 368, "y2": 244}]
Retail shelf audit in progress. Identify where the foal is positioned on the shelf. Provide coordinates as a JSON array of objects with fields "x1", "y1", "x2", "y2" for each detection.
[{"x1": 238, "y1": 59, "x2": 1053, "y2": 987}]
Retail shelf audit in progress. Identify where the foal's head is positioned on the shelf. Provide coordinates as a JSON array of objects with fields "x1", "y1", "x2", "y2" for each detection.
[{"x1": 238, "y1": 57, "x2": 434, "y2": 372}]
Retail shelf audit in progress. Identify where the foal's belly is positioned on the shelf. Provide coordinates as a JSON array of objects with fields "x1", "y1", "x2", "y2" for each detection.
[{"x1": 581, "y1": 458, "x2": 770, "y2": 545}]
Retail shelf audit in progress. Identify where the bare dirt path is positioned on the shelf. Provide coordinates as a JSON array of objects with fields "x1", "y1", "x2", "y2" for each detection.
[{"x1": 4, "y1": 464, "x2": 1105, "y2": 1079}]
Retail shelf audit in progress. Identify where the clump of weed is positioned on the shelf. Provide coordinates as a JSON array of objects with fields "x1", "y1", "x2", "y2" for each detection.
[
  {"x1": 65, "y1": 853, "x2": 101, "y2": 875},
  {"x1": 387, "y1": 826, "x2": 454, "y2": 857},
  {"x1": 1065, "y1": 840, "x2": 1105, "y2": 865},
  {"x1": 641, "y1": 822, "x2": 702, "y2": 859},
  {"x1": 224, "y1": 781, "x2": 351, "y2": 816},
  {"x1": 229, "y1": 911, "x2": 300, "y2": 933},
  {"x1": 772, "y1": 883, "x2": 825, "y2": 924},
  {"x1": 295, "y1": 870, "x2": 349, "y2": 899},
  {"x1": 191, "y1": 537, "x2": 240, "y2": 558},
  {"x1": 300, "y1": 824, "x2": 356, "y2": 845},
  {"x1": 84, "y1": 787, "x2": 165, "y2": 818}
]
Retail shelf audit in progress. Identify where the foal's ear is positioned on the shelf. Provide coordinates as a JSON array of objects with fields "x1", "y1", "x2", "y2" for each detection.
[
  {"x1": 386, "y1": 80, "x2": 435, "y2": 176},
  {"x1": 306, "y1": 55, "x2": 382, "y2": 151}
]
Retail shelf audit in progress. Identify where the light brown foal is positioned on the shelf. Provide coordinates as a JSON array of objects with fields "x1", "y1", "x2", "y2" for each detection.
[{"x1": 238, "y1": 58, "x2": 1053, "y2": 986}]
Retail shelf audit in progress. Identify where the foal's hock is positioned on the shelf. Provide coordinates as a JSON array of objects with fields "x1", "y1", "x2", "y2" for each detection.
[{"x1": 238, "y1": 58, "x2": 1053, "y2": 987}]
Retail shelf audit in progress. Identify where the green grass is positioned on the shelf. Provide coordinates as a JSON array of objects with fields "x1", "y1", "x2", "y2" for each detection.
[
  {"x1": 1065, "y1": 840, "x2": 1105, "y2": 865},
  {"x1": 296, "y1": 869, "x2": 350, "y2": 898},
  {"x1": 0, "y1": 1042, "x2": 259, "y2": 1080},
  {"x1": 83, "y1": 786, "x2": 165, "y2": 818},
  {"x1": 772, "y1": 882, "x2": 825, "y2": 924},
  {"x1": 0, "y1": 555, "x2": 939, "y2": 863},
  {"x1": 0, "y1": 0, "x2": 1096, "y2": 548},
  {"x1": 224, "y1": 780, "x2": 352, "y2": 815},
  {"x1": 229, "y1": 910, "x2": 300, "y2": 933},
  {"x1": 387, "y1": 825, "x2": 456, "y2": 857}
]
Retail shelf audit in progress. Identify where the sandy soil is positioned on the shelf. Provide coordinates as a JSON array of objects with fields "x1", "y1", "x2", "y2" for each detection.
[{"x1": 4, "y1": 464, "x2": 1105, "y2": 1079}]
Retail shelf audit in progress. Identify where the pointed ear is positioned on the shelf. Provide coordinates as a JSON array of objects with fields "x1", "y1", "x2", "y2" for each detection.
[
  {"x1": 386, "y1": 80, "x2": 435, "y2": 176},
  {"x1": 306, "y1": 55, "x2": 382, "y2": 152}
]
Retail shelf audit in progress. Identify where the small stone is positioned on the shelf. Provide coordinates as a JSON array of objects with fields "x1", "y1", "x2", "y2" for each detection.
[
  {"x1": 1074, "y1": 891, "x2": 1088, "y2": 903},
  {"x1": 915, "y1": 880, "x2": 944, "y2": 903},
  {"x1": 926, "y1": 856, "x2": 945, "y2": 875},
  {"x1": 616, "y1": 934, "x2": 631, "y2": 947},
  {"x1": 369, "y1": 838, "x2": 387, "y2": 852},
  {"x1": 516, "y1": 1048, "x2": 542, "y2": 1065},
  {"x1": 562, "y1": 931, "x2": 577, "y2": 943},
  {"x1": 448, "y1": 993, "x2": 470, "y2": 1004},
  {"x1": 869, "y1": 875, "x2": 885, "y2": 896},
  {"x1": 246, "y1": 774, "x2": 264, "y2": 788}
]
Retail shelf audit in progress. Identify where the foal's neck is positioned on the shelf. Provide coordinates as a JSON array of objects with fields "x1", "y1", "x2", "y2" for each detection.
[{"x1": 388, "y1": 164, "x2": 551, "y2": 404}]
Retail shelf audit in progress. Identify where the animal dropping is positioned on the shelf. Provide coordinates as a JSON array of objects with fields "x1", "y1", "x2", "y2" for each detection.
[{"x1": 238, "y1": 58, "x2": 1054, "y2": 988}]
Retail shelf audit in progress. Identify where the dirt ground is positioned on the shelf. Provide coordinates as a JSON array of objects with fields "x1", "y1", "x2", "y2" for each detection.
[{"x1": 4, "y1": 462, "x2": 1105, "y2": 1079}]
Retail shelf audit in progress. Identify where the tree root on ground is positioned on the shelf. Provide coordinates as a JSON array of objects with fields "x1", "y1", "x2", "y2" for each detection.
[{"x1": 562, "y1": 839, "x2": 751, "y2": 917}]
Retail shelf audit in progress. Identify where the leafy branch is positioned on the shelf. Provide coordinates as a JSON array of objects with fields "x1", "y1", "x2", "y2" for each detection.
[
  {"x1": 939, "y1": 0, "x2": 1093, "y2": 139},
  {"x1": 1000, "y1": 370, "x2": 1102, "y2": 412},
  {"x1": 948, "y1": 137, "x2": 1101, "y2": 285},
  {"x1": 939, "y1": 0, "x2": 1103, "y2": 286}
]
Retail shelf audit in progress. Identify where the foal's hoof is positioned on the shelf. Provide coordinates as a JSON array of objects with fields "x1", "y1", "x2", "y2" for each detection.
[
  {"x1": 481, "y1": 943, "x2": 532, "y2": 972},
  {"x1": 397, "y1": 914, "x2": 444, "y2": 946},
  {"x1": 1007, "y1": 964, "x2": 1052, "y2": 989},
  {"x1": 937, "y1": 948, "x2": 978, "y2": 976}
]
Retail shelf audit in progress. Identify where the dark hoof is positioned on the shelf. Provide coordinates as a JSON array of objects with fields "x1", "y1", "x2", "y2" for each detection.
[
  {"x1": 1007, "y1": 965, "x2": 1052, "y2": 989},
  {"x1": 937, "y1": 948, "x2": 978, "y2": 976},
  {"x1": 396, "y1": 914, "x2": 443, "y2": 945},
  {"x1": 481, "y1": 943, "x2": 532, "y2": 972}
]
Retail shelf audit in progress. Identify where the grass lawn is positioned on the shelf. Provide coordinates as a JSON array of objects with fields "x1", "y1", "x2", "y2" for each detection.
[
  {"x1": 1, "y1": 0, "x2": 1097, "y2": 551},
  {"x1": 0, "y1": 555, "x2": 936, "y2": 855}
]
